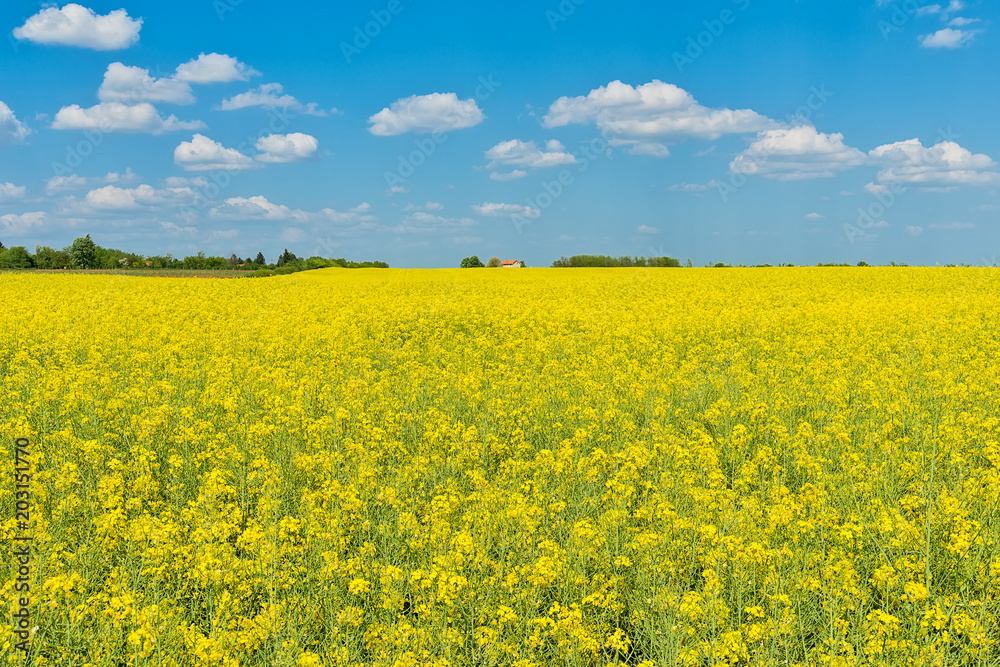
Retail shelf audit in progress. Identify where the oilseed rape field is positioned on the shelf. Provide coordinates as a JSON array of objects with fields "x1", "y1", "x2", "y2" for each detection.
[{"x1": 3, "y1": 268, "x2": 1000, "y2": 667}]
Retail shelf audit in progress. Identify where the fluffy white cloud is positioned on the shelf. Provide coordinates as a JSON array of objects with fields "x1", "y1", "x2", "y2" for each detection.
[
  {"x1": 543, "y1": 80, "x2": 774, "y2": 140},
  {"x1": 84, "y1": 184, "x2": 156, "y2": 210},
  {"x1": 174, "y1": 134, "x2": 256, "y2": 171},
  {"x1": 869, "y1": 139, "x2": 1000, "y2": 187},
  {"x1": 254, "y1": 133, "x2": 319, "y2": 163},
  {"x1": 0, "y1": 211, "x2": 46, "y2": 235},
  {"x1": 472, "y1": 203, "x2": 541, "y2": 219},
  {"x1": 368, "y1": 93, "x2": 485, "y2": 136},
  {"x1": 484, "y1": 139, "x2": 576, "y2": 180},
  {"x1": 79, "y1": 182, "x2": 196, "y2": 211},
  {"x1": 218, "y1": 83, "x2": 325, "y2": 115},
  {"x1": 730, "y1": 126, "x2": 868, "y2": 180},
  {"x1": 98, "y1": 63, "x2": 194, "y2": 105},
  {"x1": 13, "y1": 4, "x2": 142, "y2": 50},
  {"x1": 52, "y1": 102, "x2": 205, "y2": 134},
  {"x1": 920, "y1": 27, "x2": 978, "y2": 48},
  {"x1": 0, "y1": 183, "x2": 28, "y2": 202},
  {"x1": 0, "y1": 102, "x2": 31, "y2": 145},
  {"x1": 174, "y1": 53, "x2": 259, "y2": 84},
  {"x1": 210, "y1": 196, "x2": 296, "y2": 221}
]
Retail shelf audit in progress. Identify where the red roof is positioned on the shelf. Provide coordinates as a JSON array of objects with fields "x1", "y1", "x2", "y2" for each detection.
[{"x1": 502, "y1": 260, "x2": 518, "y2": 266}]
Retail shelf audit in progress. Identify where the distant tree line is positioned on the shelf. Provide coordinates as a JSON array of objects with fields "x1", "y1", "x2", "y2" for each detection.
[
  {"x1": 459, "y1": 255, "x2": 527, "y2": 268},
  {"x1": 552, "y1": 255, "x2": 682, "y2": 268},
  {"x1": 0, "y1": 236, "x2": 388, "y2": 273}
]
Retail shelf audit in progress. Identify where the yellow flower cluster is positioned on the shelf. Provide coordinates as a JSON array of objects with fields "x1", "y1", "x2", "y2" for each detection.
[{"x1": 2, "y1": 267, "x2": 999, "y2": 665}]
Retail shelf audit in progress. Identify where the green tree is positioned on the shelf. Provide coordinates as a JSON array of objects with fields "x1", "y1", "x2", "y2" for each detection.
[
  {"x1": 69, "y1": 235, "x2": 98, "y2": 269},
  {"x1": 0, "y1": 246, "x2": 34, "y2": 269},
  {"x1": 254, "y1": 252, "x2": 266, "y2": 265},
  {"x1": 276, "y1": 249, "x2": 297, "y2": 267},
  {"x1": 460, "y1": 255, "x2": 484, "y2": 268},
  {"x1": 486, "y1": 256, "x2": 502, "y2": 268}
]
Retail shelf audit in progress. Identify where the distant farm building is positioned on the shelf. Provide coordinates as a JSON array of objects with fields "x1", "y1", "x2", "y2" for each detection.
[{"x1": 502, "y1": 260, "x2": 522, "y2": 268}]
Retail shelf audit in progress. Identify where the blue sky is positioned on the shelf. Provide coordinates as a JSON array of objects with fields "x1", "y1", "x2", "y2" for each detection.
[{"x1": 1, "y1": 0, "x2": 998, "y2": 267}]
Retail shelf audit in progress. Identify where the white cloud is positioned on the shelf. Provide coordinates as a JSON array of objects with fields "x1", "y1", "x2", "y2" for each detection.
[
  {"x1": 608, "y1": 139, "x2": 672, "y2": 157},
  {"x1": 210, "y1": 196, "x2": 295, "y2": 221},
  {"x1": 174, "y1": 134, "x2": 256, "y2": 171},
  {"x1": 916, "y1": 4, "x2": 942, "y2": 16},
  {"x1": 948, "y1": 17, "x2": 980, "y2": 27},
  {"x1": 472, "y1": 202, "x2": 541, "y2": 219},
  {"x1": 485, "y1": 139, "x2": 577, "y2": 173},
  {"x1": 218, "y1": 83, "x2": 325, "y2": 115},
  {"x1": 323, "y1": 205, "x2": 377, "y2": 223},
  {"x1": 254, "y1": 133, "x2": 319, "y2": 163},
  {"x1": 542, "y1": 80, "x2": 775, "y2": 141},
  {"x1": 636, "y1": 225, "x2": 660, "y2": 234},
  {"x1": 13, "y1": 4, "x2": 142, "y2": 50},
  {"x1": 163, "y1": 176, "x2": 208, "y2": 188},
  {"x1": 368, "y1": 93, "x2": 485, "y2": 136},
  {"x1": 389, "y1": 211, "x2": 477, "y2": 235},
  {"x1": 668, "y1": 180, "x2": 720, "y2": 192},
  {"x1": 98, "y1": 63, "x2": 194, "y2": 105},
  {"x1": 928, "y1": 222, "x2": 975, "y2": 230},
  {"x1": 0, "y1": 211, "x2": 46, "y2": 235},
  {"x1": 174, "y1": 53, "x2": 259, "y2": 84},
  {"x1": 863, "y1": 182, "x2": 891, "y2": 195},
  {"x1": 403, "y1": 202, "x2": 443, "y2": 212},
  {"x1": 920, "y1": 27, "x2": 978, "y2": 48},
  {"x1": 0, "y1": 102, "x2": 31, "y2": 145},
  {"x1": 489, "y1": 170, "x2": 528, "y2": 182},
  {"x1": 804, "y1": 213, "x2": 825, "y2": 220},
  {"x1": 730, "y1": 126, "x2": 868, "y2": 180},
  {"x1": 906, "y1": 226, "x2": 924, "y2": 236},
  {"x1": 46, "y1": 169, "x2": 138, "y2": 194},
  {"x1": 52, "y1": 102, "x2": 205, "y2": 134},
  {"x1": 160, "y1": 221, "x2": 198, "y2": 235},
  {"x1": 869, "y1": 139, "x2": 1000, "y2": 187},
  {"x1": 84, "y1": 184, "x2": 154, "y2": 210},
  {"x1": 0, "y1": 183, "x2": 28, "y2": 202},
  {"x1": 80, "y1": 182, "x2": 195, "y2": 211}
]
